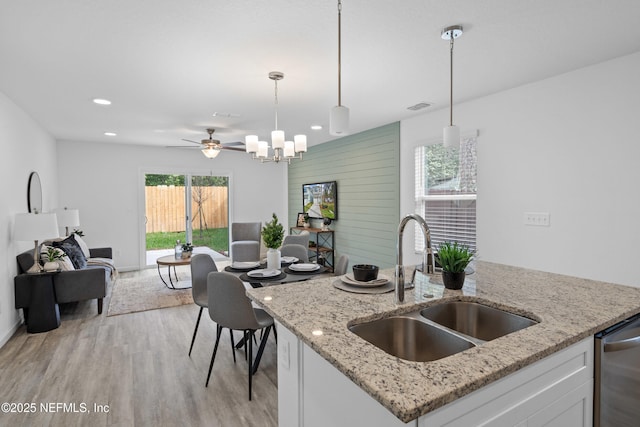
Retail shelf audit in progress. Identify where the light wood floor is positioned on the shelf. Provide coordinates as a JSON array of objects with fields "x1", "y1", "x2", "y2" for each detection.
[{"x1": 0, "y1": 270, "x2": 278, "y2": 427}]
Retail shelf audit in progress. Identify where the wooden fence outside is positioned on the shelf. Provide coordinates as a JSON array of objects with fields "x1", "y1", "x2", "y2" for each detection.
[{"x1": 145, "y1": 186, "x2": 228, "y2": 233}]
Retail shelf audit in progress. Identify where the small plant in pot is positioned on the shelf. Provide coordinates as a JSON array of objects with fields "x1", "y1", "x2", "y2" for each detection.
[
  {"x1": 262, "y1": 213, "x2": 284, "y2": 270},
  {"x1": 437, "y1": 241, "x2": 474, "y2": 290},
  {"x1": 181, "y1": 242, "x2": 194, "y2": 258},
  {"x1": 43, "y1": 247, "x2": 65, "y2": 271}
]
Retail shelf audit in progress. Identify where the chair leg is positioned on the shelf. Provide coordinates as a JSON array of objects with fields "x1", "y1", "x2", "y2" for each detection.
[
  {"x1": 206, "y1": 325, "x2": 222, "y2": 387},
  {"x1": 97, "y1": 298, "x2": 103, "y2": 314},
  {"x1": 229, "y1": 329, "x2": 237, "y2": 364},
  {"x1": 248, "y1": 329, "x2": 253, "y2": 401},
  {"x1": 272, "y1": 323, "x2": 278, "y2": 344},
  {"x1": 252, "y1": 325, "x2": 271, "y2": 375},
  {"x1": 188, "y1": 306, "x2": 204, "y2": 356}
]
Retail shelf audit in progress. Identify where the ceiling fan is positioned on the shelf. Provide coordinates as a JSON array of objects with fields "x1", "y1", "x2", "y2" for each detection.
[{"x1": 170, "y1": 128, "x2": 245, "y2": 158}]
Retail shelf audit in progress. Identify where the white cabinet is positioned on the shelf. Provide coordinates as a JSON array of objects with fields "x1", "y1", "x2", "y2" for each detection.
[{"x1": 277, "y1": 319, "x2": 594, "y2": 427}]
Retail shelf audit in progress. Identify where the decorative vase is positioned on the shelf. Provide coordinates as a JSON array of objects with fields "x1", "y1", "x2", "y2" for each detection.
[
  {"x1": 442, "y1": 271, "x2": 465, "y2": 290},
  {"x1": 43, "y1": 261, "x2": 59, "y2": 272},
  {"x1": 266, "y1": 248, "x2": 281, "y2": 270},
  {"x1": 303, "y1": 222, "x2": 310, "y2": 229}
]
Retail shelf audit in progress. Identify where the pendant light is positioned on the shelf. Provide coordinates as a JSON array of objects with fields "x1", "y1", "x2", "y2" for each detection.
[
  {"x1": 245, "y1": 72, "x2": 307, "y2": 164},
  {"x1": 330, "y1": 0, "x2": 349, "y2": 136},
  {"x1": 441, "y1": 25, "x2": 463, "y2": 149}
]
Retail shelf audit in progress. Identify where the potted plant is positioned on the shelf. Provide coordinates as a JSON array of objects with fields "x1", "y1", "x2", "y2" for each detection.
[
  {"x1": 437, "y1": 241, "x2": 474, "y2": 290},
  {"x1": 181, "y1": 242, "x2": 194, "y2": 258},
  {"x1": 262, "y1": 213, "x2": 284, "y2": 270},
  {"x1": 43, "y1": 246, "x2": 65, "y2": 272},
  {"x1": 303, "y1": 213, "x2": 310, "y2": 228}
]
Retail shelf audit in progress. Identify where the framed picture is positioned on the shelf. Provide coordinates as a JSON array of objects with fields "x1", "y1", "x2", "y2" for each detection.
[
  {"x1": 302, "y1": 181, "x2": 337, "y2": 220},
  {"x1": 297, "y1": 212, "x2": 307, "y2": 227}
]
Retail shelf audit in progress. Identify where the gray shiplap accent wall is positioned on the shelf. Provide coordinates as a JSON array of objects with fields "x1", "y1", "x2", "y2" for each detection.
[{"x1": 288, "y1": 122, "x2": 400, "y2": 268}]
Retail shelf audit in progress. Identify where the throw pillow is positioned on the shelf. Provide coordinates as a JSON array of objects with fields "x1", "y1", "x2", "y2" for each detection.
[
  {"x1": 73, "y1": 233, "x2": 91, "y2": 259},
  {"x1": 58, "y1": 242, "x2": 87, "y2": 269},
  {"x1": 53, "y1": 234, "x2": 83, "y2": 257}
]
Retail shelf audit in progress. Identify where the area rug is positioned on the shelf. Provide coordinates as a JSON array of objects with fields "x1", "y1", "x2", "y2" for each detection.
[{"x1": 107, "y1": 272, "x2": 193, "y2": 317}]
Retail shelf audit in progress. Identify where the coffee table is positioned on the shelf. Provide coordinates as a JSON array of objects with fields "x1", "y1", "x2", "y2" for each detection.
[{"x1": 156, "y1": 255, "x2": 192, "y2": 289}]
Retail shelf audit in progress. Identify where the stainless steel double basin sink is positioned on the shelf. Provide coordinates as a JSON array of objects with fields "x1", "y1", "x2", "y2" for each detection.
[{"x1": 348, "y1": 301, "x2": 538, "y2": 362}]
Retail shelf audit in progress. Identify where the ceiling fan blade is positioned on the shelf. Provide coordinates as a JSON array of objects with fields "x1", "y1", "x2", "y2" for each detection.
[
  {"x1": 222, "y1": 141, "x2": 245, "y2": 147},
  {"x1": 181, "y1": 139, "x2": 201, "y2": 145},
  {"x1": 222, "y1": 146, "x2": 246, "y2": 152},
  {"x1": 166, "y1": 145, "x2": 200, "y2": 149}
]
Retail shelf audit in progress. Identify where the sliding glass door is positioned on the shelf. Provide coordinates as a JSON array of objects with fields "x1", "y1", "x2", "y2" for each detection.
[{"x1": 144, "y1": 173, "x2": 229, "y2": 266}]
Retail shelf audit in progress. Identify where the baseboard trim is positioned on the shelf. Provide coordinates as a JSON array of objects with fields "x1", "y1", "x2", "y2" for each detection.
[{"x1": 0, "y1": 317, "x2": 23, "y2": 349}]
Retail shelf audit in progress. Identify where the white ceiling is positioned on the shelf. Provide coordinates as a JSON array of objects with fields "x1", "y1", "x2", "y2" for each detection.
[{"x1": 1, "y1": 0, "x2": 639, "y2": 149}]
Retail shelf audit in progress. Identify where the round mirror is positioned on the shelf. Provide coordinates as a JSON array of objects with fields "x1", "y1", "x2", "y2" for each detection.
[{"x1": 27, "y1": 171, "x2": 42, "y2": 213}]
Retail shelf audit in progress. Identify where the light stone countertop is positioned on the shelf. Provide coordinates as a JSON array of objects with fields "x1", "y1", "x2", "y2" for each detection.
[{"x1": 246, "y1": 261, "x2": 640, "y2": 423}]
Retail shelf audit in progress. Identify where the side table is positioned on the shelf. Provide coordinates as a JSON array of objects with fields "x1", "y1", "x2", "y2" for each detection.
[{"x1": 15, "y1": 272, "x2": 61, "y2": 333}]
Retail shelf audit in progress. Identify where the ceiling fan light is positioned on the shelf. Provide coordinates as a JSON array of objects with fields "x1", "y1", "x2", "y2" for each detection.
[
  {"x1": 271, "y1": 130, "x2": 285, "y2": 149},
  {"x1": 443, "y1": 125, "x2": 460, "y2": 149},
  {"x1": 245, "y1": 135, "x2": 259, "y2": 153},
  {"x1": 330, "y1": 105, "x2": 349, "y2": 136},
  {"x1": 202, "y1": 147, "x2": 221, "y2": 158},
  {"x1": 294, "y1": 134, "x2": 307, "y2": 152}
]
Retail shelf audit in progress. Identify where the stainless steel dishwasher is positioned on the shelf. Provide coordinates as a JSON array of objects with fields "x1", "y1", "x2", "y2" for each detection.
[{"x1": 594, "y1": 313, "x2": 640, "y2": 427}]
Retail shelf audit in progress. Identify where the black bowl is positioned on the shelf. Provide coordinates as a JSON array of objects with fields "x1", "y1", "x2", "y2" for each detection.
[{"x1": 352, "y1": 264, "x2": 379, "y2": 282}]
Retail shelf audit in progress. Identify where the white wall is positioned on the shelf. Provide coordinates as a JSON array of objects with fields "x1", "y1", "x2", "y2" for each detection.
[
  {"x1": 0, "y1": 91, "x2": 58, "y2": 345},
  {"x1": 401, "y1": 52, "x2": 640, "y2": 287},
  {"x1": 56, "y1": 140, "x2": 287, "y2": 270}
]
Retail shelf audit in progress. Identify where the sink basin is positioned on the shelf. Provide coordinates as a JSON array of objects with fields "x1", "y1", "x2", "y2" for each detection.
[
  {"x1": 348, "y1": 316, "x2": 475, "y2": 362},
  {"x1": 420, "y1": 301, "x2": 538, "y2": 341}
]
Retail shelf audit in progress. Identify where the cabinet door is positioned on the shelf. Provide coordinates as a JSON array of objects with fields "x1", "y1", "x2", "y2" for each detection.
[{"x1": 527, "y1": 380, "x2": 593, "y2": 427}]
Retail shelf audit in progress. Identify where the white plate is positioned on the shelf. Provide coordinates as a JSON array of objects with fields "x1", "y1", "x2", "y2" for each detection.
[
  {"x1": 289, "y1": 263, "x2": 320, "y2": 272},
  {"x1": 247, "y1": 269, "x2": 281, "y2": 278},
  {"x1": 341, "y1": 274, "x2": 390, "y2": 288},
  {"x1": 231, "y1": 261, "x2": 260, "y2": 269},
  {"x1": 281, "y1": 256, "x2": 299, "y2": 264}
]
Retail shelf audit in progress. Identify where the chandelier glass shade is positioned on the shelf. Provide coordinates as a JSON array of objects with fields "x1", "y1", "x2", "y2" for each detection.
[{"x1": 245, "y1": 71, "x2": 307, "y2": 164}]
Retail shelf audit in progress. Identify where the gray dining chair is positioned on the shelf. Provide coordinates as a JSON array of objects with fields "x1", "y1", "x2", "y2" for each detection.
[
  {"x1": 190, "y1": 254, "x2": 229, "y2": 357},
  {"x1": 205, "y1": 272, "x2": 274, "y2": 400},
  {"x1": 230, "y1": 222, "x2": 261, "y2": 262},
  {"x1": 282, "y1": 231, "x2": 309, "y2": 248},
  {"x1": 280, "y1": 243, "x2": 309, "y2": 263},
  {"x1": 334, "y1": 254, "x2": 349, "y2": 276}
]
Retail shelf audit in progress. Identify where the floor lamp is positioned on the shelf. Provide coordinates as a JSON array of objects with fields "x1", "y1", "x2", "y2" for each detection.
[{"x1": 14, "y1": 212, "x2": 59, "y2": 273}]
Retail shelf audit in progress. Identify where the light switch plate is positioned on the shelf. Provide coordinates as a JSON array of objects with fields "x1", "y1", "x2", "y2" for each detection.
[{"x1": 524, "y1": 212, "x2": 550, "y2": 227}]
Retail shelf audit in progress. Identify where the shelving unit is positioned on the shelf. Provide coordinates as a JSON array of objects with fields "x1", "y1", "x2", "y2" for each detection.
[{"x1": 290, "y1": 227, "x2": 334, "y2": 272}]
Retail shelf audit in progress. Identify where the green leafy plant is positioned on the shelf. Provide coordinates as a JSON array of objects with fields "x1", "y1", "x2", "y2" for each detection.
[
  {"x1": 44, "y1": 247, "x2": 65, "y2": 262},
  {"x1": 181, "y1": 242, "x2": 194, "y2": 252},
  {"x1": 262, "y1": 213, "x2": 284, "y2": 249},
  {"x1": 437, "y1": 241, "x2": 474, "y2": 273},
  {"x1": 72, "y1": 228, "x2": 84, "y2": 237}
]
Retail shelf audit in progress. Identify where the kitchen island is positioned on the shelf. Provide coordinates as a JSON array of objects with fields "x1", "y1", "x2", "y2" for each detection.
[{"x1": 246, "y1": 261, "x2": 640, "y2": 426}]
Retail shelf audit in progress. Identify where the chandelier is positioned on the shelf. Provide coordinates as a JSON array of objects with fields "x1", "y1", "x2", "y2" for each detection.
[{"x1": 245, "y1": 71, "x2": 307, "y2": 163}]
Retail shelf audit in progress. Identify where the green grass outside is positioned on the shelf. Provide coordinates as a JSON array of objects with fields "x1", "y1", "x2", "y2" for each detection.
[{"x1": 146, "y1": 227, "x2": 229, "y2": 254}]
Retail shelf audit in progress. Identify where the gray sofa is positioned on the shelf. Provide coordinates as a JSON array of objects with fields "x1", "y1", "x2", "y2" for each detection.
[{"x1": 15, "y1": 246, "x2": 112, "y2": 315}]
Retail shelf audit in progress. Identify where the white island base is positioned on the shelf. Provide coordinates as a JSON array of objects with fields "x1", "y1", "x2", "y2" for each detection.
[{"x1": 277, "y1": 321, "x2": 593, "y2": 427}]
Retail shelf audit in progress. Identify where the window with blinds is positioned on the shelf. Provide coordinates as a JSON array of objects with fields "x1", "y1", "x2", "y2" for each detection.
[{"x1": 414, "y1": 137, "x2": 477, "y2": 253}]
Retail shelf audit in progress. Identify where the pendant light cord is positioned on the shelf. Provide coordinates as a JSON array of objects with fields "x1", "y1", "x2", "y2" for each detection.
[
  {"x1": 274, "y1": 78, "x2": 279, "y2": 130},
  {"x1": 449, "y1": 35, "x2": 454, "y2": 127},
  {"x1": 337, "y1": 0, "x2": 342, "y2": 107}
]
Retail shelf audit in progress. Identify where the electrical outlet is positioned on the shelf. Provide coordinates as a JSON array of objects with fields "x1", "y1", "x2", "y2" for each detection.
[{"x1": 524, "y1": 212, "x2": 550, "y2": 227}]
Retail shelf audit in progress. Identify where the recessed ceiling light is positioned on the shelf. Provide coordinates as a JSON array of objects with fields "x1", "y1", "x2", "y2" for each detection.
[
  {"x1": 104, "y1": 132, "x2": 117, "y2": 136},
  {"x1": 93, "y1": 98, "x2": 112, "y2": 105},
  {"x1": 310, "y1": 125, "x2": 323, "y2": 130}
]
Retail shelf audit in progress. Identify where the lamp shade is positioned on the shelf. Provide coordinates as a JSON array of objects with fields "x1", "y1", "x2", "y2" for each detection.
[
  {"x1": 443, "y1": 125, "x2": 460, "y2": 149},
  {"x1": 14, "y1": 213, "x2": 59, "y2": 242},
  {"x1": 54, "y1": 208, "x2": 80, "y2": 228},
  {"x1": 330, "y1": 105, "x2": 350, "y2": 136}
]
